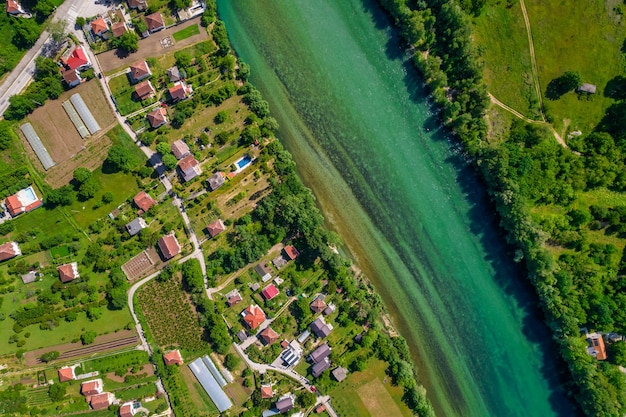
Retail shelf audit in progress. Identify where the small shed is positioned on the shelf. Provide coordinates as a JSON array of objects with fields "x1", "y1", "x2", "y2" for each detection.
[{"x1": 578, "y1": 83, "x2": 597, "y2": 94}]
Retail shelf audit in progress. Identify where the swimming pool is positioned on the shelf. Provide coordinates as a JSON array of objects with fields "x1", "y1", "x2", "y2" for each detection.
[{"x1": 233, "y1": 155, "x2": 253, "y2": 172}]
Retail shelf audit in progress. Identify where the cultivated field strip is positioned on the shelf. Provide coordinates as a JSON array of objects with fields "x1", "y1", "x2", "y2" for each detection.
[{"x1": 33, "y1": 336, "x2": 139, "y2": 364}]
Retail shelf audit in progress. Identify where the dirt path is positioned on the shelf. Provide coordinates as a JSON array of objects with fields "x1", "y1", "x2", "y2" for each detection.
[{"x1": 519, "y1": 0, "x2": 545, "y2": 122}]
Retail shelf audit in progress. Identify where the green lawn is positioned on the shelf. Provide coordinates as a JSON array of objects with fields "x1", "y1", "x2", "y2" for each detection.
[
  {"x1": 49, "y1": 245, "x2": 70, "y2": 259},
  {"x1": 473, "y1": 3, "x2": 540, "y2": 119},
  {"x1": 473, "y1": 0, "x2": 626, "y2": 134},
  {"x1": 173, "y1": 24, "x2": 201, "y2": 42},
  {"x1": 108, "y1": 74, "x2": 156, "y2": 116}
]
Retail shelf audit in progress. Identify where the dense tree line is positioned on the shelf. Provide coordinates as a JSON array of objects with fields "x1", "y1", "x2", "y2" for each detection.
[{"x1": 377, "y1": 0, "x2": 626, "y2": 415}]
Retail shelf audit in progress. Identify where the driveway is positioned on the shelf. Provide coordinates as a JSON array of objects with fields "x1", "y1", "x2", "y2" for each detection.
[{"x1": 97, "y1": 17, "x2": 209, "y2": 73}]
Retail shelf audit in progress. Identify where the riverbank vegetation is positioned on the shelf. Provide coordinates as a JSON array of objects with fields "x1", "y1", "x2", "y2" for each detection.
[{"x1": 378, "y1": 0, "x2": 626, "y2": 415}]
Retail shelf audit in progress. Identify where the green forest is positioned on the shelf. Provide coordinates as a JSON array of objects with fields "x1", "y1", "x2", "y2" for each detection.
[{"x1": 377, "y1": 0, "x2": 626, "y2": 416}]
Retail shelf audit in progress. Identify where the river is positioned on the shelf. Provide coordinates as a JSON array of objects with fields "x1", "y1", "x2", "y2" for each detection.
[{"x1": 215, "y1": 1, "x2": 579, "y2": 416}]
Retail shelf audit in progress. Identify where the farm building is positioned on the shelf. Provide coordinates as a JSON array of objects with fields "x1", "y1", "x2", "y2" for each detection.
[
  {"x1": 578, "y1": 83, "x2": 597, "y2": 94},
  {"x1": 163, "y1": 350, "x2": 183, "y2": 366},
  {"x1": 5, "y1": 186, "x2": 43, "y2": 217},
  {"x1": 20, "y1": 123, "x2": 55, "y2": 170},
  {"x1": 58, "y1": 262, "x2": 79, "y2": 283},
  {"x1": 207, "y1": 172, "x2": 225, "y2": 191},
  {"x1": 70, "y1": 93, "x2": 101, "y2": 134},
  {"x1": 188, "y1": 357, "x2": 233, "y2": 412},
  {"x1": 171, "y1": 139, "x2": 190, "y2": 159},
  {"x1": 58, "y1": 366, "x2": 76, "y2": 382},
  {"x1": 332, "y1": 366, "x2": 348, "y2": 382},
  {"x1": 125, "y1": 217, "x2": 147, "y2": 236},
  {"x1": 133, "y1": 191, "x2": 156, "y2": 213},
  {"x1": 206, "y1": 219, "x2": 226, "y2": 237},
  {"x1": 63, "y1": 69, "x2": 82, "y2": 88},
  {"x1": 157, "y1": 233, "x2": 181, "y2": 260}
]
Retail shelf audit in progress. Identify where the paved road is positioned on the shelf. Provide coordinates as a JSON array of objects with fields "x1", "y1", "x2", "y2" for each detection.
[{"x1": 0, "y1": 0, "x2": 109, "y2": 117}]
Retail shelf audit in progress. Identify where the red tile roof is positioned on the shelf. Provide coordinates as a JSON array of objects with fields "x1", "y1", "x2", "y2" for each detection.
[
  {"x1": 261, "y1": 384, "x2": 273, "y2": 399},
  {"x1": 261, "y1": 284, "x2": 279, "y2": 301},
  {"x1": 0, "y1": 242, "x2": 20, "y2": 262},
  {"x1": 90, "y1": 392, "x2": 113, "y2": 410},
  {"x1": 58, "y1": 367, "x2": 75, "y2": 382},
  {"x1": 91, "y1": 18, "x2": 108, "y2": 35},
  {"x1": 171, "y1": 139, "x2": 190, "y2": 159},
  {"x1": 62, "y1": 69, "x2": 81, "y2": 86},
  {"x1": 206, "y1": 219, "x2": 226, "y2": 238},
  {"x1": 5, "y1": 187, "x2": 43, "y2": 217},
  {"x1": 6, "y1": 0, "x2": 22, "y2": 14},
  {"x1": 134, "y1": 80, "x2": 154, "y2": 100},
  {"x1": 129, "y1": 61, "x2": 151, "y2": 82},
  {"x1": 259, "y1": 327, "x2": 279, "y2": 345},
  {"x1": 284, "y1": 245, "x2": 300, "y2": 260},
  {"x1": 177, "y1": 154, "x2": 202, "y2": 182},
  {"x1": 145, "y1": 12, "x2": 165, "y2": 32},
  {"x1": 119, "y1": 403, "x2": 134, "y2": 417},
  {"x1": 163, "y1": 350, "x2": 183, "y2": 366},
  {"x1": 588, "y1": 334, "x2": 607, "y2": 360},
  {"x1": 65, "y1": 47, "x2": 90, "y2": 70},
  {"x1": 58, "y1": 263, "x2": 79, "y2": 283},
  {"x1": 111, "y1": 22, "x2": 127, "y2": 37},
  {"x1": 157, "y1": 233, "x2": 180, "y2": 260},
  {"x1": 127, "y1": 0, "x2": 147, "y2": 9},
  {"x1": 133, "y1": 191, "x2": 156, "y2": 212},
  {"x1": 310, "y1": 297, "x2": 327, "y2": 314},
  {"x1": 81, "y1": 380, "x2": 102, "y2": 397},
  {"x1": 243, "y1": 304, "x2": 266, "y2": 329},
  {"x1": 147, "y1": 107, "x2": 167, "y2": 128},
  {"x1": 169, "y1": 82, "x2": 188, "y2": 101}
]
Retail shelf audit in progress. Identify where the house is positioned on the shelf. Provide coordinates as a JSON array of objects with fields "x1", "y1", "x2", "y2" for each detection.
[
  {"x1": 206, "y1": 219, "x2": 226, "y2": 238},
  {"x1": 0, "y1": 241, "x2": 21, "y2": 262},
  {"x1": 58, "y1": 366, "x2": 76, "y2": 382},
  {"x1": 262, "y1": 283, "x2": 279, "y2": 301},
  {"x1": 58, "y1": 262, "x2": 79, "y2": 283},
  {"x1": 145, "y1": 12, "x2": 165, "y2": 33},
  {"x1": 134, "y1": 80, "x2": 155, "y2": 100},
  {"x1": 259, "y1": 327, "x2": 279, "y2": 345},
  {"x1": 21, "y1": 271, "x2": 37, "y2": 284},
  {"x1": 275, "y1": 395, "x2": 295, "y2": 413},
  {"x1": 167, "y1": 66, "x2": 181, "y2": 82},
  {"x1": 62, "y1": 69, "x2": 82, "y2": 88},
  {"x1": 272, "y1": 255, "x2": 287, "y2": 269},
  {"x1": 310, "y1": 317, "x2": 332, "y2": 338},
  {"x1": 310, "y1": 295, "x2": 326, "y2": 314},
  {"x1": 119, "y1": 402, "x2": 136, "y2": 417},
  {"x1": 129, "y1": 61, "x2": 151, "y2": 84},
  {"x1": 147, "y1": 107, "x2": 167, "y2": 129},
  {"x1": 207, "y1": 172, "x2": 225, "y2": 191},
  {"x1": 169, "y1": 81, "x2": 192, "y2": 101},
  {"x1": 81, "y1": 379, "x2": 103, "y2": 397},
  {"x1": 323, "y1": 303, "x2": 336, "y2": 316},
  {"x1": 90, "y1": 17, "x2": 109, "y2": 37},
  {"x1": 90, "y1": 392, "x2": 114, "y2": 410},
  {"x1": 261, "y1": 384, "x2": 273, "y2": 399},
  {"x1": 6, "y1": 0, "x2": 24, "y2": 15},
  {"x1": 171, "y1": 139, "x2": 190, "y2": 159},
  {"x1": 578, "y1": 83, "x2": 597, "y2": 94},
  {"x1": 177, "y1": 154, "x2": 202, "y2": 182},
  {"x1": 225, "y1": 289, "x2": 242, "y2": 307},
  {"x1": 125, "y1": 217, "x2": 147, "y2": 236},
  {"x1": 309, "y1": 343, "x2": 331, "y2": 364},
  {"x1": 283, "y1": 245, "x2": 300, "y2": 260},
  {"x1": 111, "y1": 22, "x2": 127, "y2": 38},
  {"x1": 163, "y1": 349, "x2": 183, "y2": 366},
  {"x1": 157, "y1": 233, "x2": 181, "y2": 260},
  {"x1": 6, "y1": 186, "x2": 43, "y2": 217},
  {"x1": 311, "y1": 357, "x2": 330, "y2": 377},
  {"x1": 242, "y1": 304, "x2": 266, "y2": 329},
  {"x1": 64, "y1": 46, "x2": 91, "y2": 71},
  {"x1": 127, "y1": 0, "x2": 147, "y2": 11},
  {"x1": 297, "y1": 330, "x2": 310, "y2": 344},
  {"x1": 133, "y1": 191, "x2": 156, "y2": 213},
  {"x1": 281, "y1": 342, "x2": 301, "y2": 367},
  {"x1": 331, "y1": 366, "x2": 348, "y2": 382},
  {"x1": 586, "y1": 333, "x2": 607, "y2": 360},
  {"x1": 254, "y1": 263, "x2": 272, "y2": 282}
]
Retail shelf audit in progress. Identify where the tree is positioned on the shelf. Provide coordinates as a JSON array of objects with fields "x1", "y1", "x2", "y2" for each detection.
[
  {"x1": 113, "y1": 31, "x2": 139, "y2": 53},
  {"x1": 12, "y1": 17, "x2": 40, "y2": 48},
  {"x1": 156, "y1": 142, "x2": 171, "y2": 155},
  {"x1": 40, "y1": 351, "x2": 60, "y2": 362},
  {"x1": 75, "y1": 17, "x2": 86, "y2": 27},
  {"x1": 46, "y1": 185, "x2": 74, "y2": 207},
  {"x1": 106, "y1": 145, "x2": 133, "y2": 172},
  {"x1": 174, "y1": 51, "x2": 192, "y2": 69},
  {"x1": 73, "y1": 167, "x2": 92, "y2": 184},
  {"x1": 162, "y1": 154, "x2": 178, "y2": 170},
  {"x1": 172, "y1": 0, "x2": 192, "y2": 10},
  {"x1": 0, "y1": 121, "x2": 15, "y2": 150},
  {"x1": 5, "y1": 95, "x2": 36, "y2": 120},
  {"x1": 47, "y1": 19, "x2": 67, "y2": 44},
  {"x1": 101, "y1": 192, "x2": 114, "y2": 204},
  {"x1": 48, "y1": 382, "x2": 65, "y2": 402},
  {"x1": 223, "y1": 353, "x2": 240, "y2": 371},
  {"x1": 81, "y1": 331, "x2": 96, "y2": 345},
  {"x1": 78, "y1": 180, "x2": 99, "y2": 201},
  {"x1": 133, "y1": 18, "x2": 148, "y2": 35},
  {"x1": 298, "y1": 391, "x2": 316, "y2": 409},
  {"x1": 546, "y1": 71, "x2": 583, "y2": 99},
  {"x1": 35, "y1": 57, "x2": 60, "y2": 81},
  {"x1": 107, "y1": 288, "x2": 127, "y2": 310},
  {"x1": 32, "y1": 0, "x2": 55, "y2": 21},
  {"x1": 214, "y1": 111, "x2": 228, "y2": 124}
]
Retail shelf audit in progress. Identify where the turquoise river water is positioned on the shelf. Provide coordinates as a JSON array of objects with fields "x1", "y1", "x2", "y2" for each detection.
[{"x1": 216, "y1": 1, "x2": 580, "y2": 416}]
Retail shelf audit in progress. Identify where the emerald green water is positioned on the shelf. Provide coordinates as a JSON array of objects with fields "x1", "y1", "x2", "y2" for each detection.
[{"x1": 216, "y1": 1, "x2": 578, "y2": 416}]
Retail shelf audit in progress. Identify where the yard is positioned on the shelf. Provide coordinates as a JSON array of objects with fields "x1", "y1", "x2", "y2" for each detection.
[
  {"x1": 330, "y1": 359, "x2": 413, "y2": 417},
  {"x1": 109, "y1": 73, "x2": 158, "y2": 116}
]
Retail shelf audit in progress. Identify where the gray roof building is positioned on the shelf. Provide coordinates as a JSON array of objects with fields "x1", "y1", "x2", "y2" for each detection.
[
  {"x1": 310, "y1": 317, "x2": 332, "y2": 338},
  {"x1": 207, "y1": 172, "x2": 225, "y2": 191},
  {"x1": 578, "y1": 83, "x2": 597, "y2": 94},
  {"x1": 332, "y1": 366, "x2": 348, "y2": 382},
  {"x1": 254, "y1": 263, "x2": 272, "y2": 282},
  {"x1": 126, "y1": 217, "x2": 147, "y2": 236},
  {"x1": 188, "y1": 357, "x2": 232, "y2": 412},
  {"x1": 311, "y1": 357, "x2": 331, "y2": 377},
  {"x1": 21, "y1": 271, "x2": 37, "y2": 284},
  {"x1": 275, "y1": 395, "x2": 294, "y2": 413},
  {"x1": 236, "y1": 329, "x2": 247, "y2": 342},
  {"x1": 309, "y1": 343, "x2": 331, "y2": 364},
  {"x1": 167, "y1": 66, "x2": 181, "y2": 82}
]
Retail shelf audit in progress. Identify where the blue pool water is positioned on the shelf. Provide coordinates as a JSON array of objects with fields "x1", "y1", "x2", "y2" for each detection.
[{"x1": 235, "y1": 155, "x2": 252, "y2": 170}]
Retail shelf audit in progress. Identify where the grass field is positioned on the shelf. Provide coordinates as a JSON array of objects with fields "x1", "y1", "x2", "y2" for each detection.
[
  {"x1": 173, "y1": 24, "x2": 201, "y2": 42},
  {"x1": 109, "y1": 74, "x2": 157, "y2": 116},
  {"x1": 473, "y1": 3, "x2": 540, "y2": 119},
  {"x1": 474, "y1": 0, "x2": 626, "y2": 134},
  {"x1": 331, "y1": 359, "x2": 412, "y2": 417}
]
